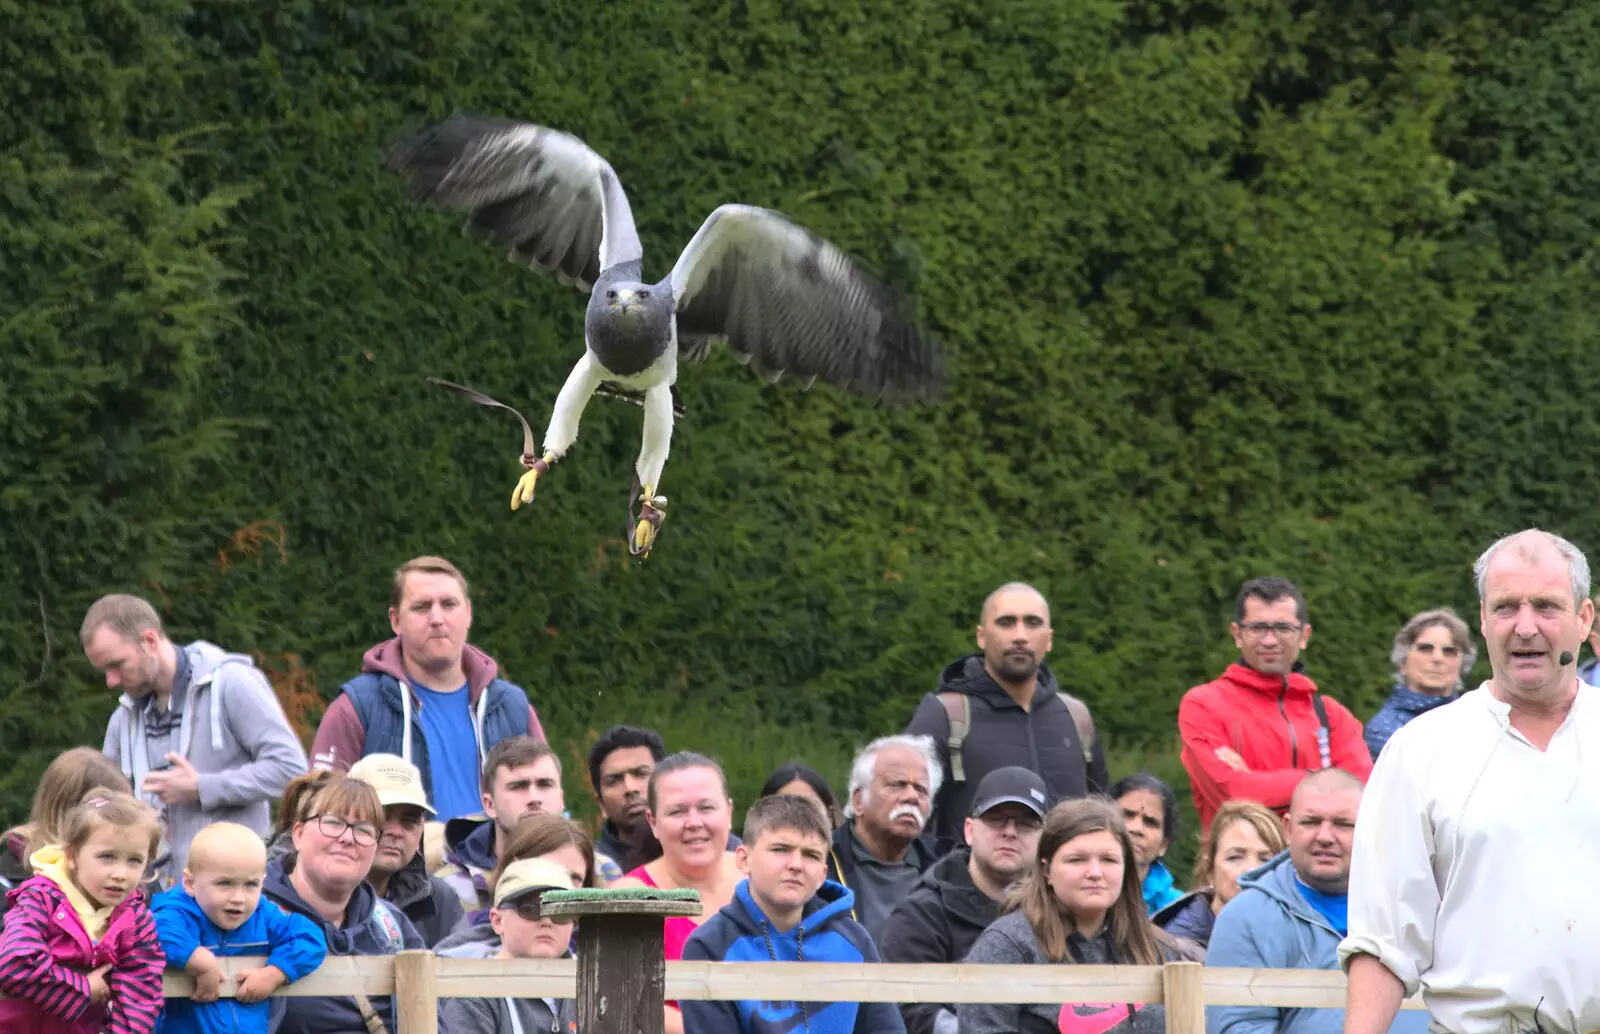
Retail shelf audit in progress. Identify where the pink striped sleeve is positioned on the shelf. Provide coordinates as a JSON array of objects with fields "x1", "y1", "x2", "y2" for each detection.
[
  {"x1": 0, "y1": 885, "x2": 94, "y2": 1022},
  {"x1": 107, "y1": 905, "x2": 166, "y2": 1034}
]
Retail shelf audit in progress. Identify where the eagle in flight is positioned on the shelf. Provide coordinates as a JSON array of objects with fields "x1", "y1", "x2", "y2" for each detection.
[{"x1": 387, "y1": 113, "x2": 943, "y2": 558}]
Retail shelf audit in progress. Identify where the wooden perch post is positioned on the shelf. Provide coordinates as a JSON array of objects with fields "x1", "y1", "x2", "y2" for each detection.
[{"x1": 541, "y1": 888, "x2": 704, "y2": 1034}]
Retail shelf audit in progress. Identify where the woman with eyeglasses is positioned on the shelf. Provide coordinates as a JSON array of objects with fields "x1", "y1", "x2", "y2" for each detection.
[
  {"x1": 1364, "y1": 608, "x2": 1476, "y2": 758},
  {"x1": 264, "y1": 770, "x2": 425, "y2": 1034}
]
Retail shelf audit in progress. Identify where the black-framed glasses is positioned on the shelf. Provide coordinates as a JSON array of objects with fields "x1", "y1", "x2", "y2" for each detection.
[
  {"x1": 1239, "y1": 622, "x2": 1303, "y2": 639},
  {"x1": 310, "y1": 814, "x2": 379, "y2": 846},
  {"x1": 1411, "y1": 642, "x2": 1461, "y2": 658},
  {"x1": 978, "y1": 812, "x2": 1043, "y2": 833}
]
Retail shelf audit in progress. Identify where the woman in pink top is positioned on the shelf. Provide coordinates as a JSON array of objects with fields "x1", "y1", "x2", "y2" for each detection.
[{"x1": 611, "y1": 752, "x2": 742, "y2": 1034}]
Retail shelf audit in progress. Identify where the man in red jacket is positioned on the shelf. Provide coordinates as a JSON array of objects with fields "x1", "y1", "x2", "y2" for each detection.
[{"x1": 1179, "y1": 577, "x2": 1372, "y2": 829}]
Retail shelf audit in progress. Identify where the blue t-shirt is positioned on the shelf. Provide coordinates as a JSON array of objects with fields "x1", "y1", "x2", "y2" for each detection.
[
  {"x1": 1295, "y1": 876, "x2": 1348, "y2": 936},
  {"x1": 413, "y1": 682, "x2": 481, "y2": 821}
]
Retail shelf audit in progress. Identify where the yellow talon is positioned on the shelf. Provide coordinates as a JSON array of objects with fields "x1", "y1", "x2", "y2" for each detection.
[
  {"x1": 510, "y1": 469, "x2": 538, "y2": 511},
  {"x1": 510, "y1": 453, "x2": 555, "y2": 511},
  {"x1": 629, "y1": 483, "x2": 666, "y2": 557}
]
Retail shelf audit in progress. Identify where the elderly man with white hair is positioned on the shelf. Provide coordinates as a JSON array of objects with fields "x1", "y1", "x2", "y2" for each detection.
[
  {"x1": 825, "y1": 734, "x2": 942, "y2": 943},
  {"x1": 1341, "y1": 528, "x2": 1600, "y2": 1034}
]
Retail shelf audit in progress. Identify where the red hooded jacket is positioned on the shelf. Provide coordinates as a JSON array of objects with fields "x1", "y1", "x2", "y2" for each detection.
[{"x1": 1178, "y1": 663, "x2": 1373, "y2": 829}]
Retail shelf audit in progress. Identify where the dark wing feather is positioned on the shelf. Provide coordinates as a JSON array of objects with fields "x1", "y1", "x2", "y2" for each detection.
[
  {"x1": 428, "y1": 378, "x2": 539, "y2": 463},
  {"x1": 387, "y1": 113, "x2": 642, "y2": 291},
  {"x1": 668, "y1": 205, "x2": 941, "y2": 399}
]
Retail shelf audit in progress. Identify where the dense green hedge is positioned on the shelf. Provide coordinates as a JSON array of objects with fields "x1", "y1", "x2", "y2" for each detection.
[{"x1": 6, "y1": 0, "x2": 1600, "y2": 827}]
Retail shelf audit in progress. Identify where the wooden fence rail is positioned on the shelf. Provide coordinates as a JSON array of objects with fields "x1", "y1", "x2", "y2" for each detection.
[{"x1": 158, "y1": 955, "x2": 1427, "y2": 1030}]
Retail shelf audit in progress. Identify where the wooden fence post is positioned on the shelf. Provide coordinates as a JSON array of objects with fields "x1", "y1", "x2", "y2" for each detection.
[
  {"x1": 542, "y1": 890, "x2": 704, "y2": 1034},
  {"x1": 1162, "y1": 961, "x2": 1205, "y2": 1034},
  {"x1": 394, "y1": 949, "x2": 439, "y2": 1034}
]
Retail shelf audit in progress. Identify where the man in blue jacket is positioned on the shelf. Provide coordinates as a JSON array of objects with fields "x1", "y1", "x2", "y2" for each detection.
[
  {"x1": 309, "y1": 555, "x2": 545, "y2": 821},
  {"x1": 1205, "y1": 770, "x2": 1427, "y2": 1034},
  {"x1": 683, "y1": 794, "x2": 905, "y2": 1034}
]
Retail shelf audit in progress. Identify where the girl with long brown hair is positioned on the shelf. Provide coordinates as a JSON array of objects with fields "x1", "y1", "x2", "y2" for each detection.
[{"x1": 958, "y1": 798, "x2": 1175, "y2": 1034}]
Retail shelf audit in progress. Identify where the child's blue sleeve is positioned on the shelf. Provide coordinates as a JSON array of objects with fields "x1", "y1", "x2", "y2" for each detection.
[
  {"x1": 151, "y1": 891, "x2": 203, "y2": 969},
  {"x1": 261, "y1": 899, "x2": 328, "y2": 982}
]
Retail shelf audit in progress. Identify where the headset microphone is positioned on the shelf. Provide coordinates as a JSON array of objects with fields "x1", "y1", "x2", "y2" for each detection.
[{"x1": 1559, "y1": 650, "x2": 1575, "y2": 667}]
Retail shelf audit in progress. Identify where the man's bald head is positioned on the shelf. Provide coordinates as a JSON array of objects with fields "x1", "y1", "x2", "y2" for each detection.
[
  {"x1": 1289, "y1": 767, "x2": 1364, "y2": 814},
  {"x1": 1285, "y1": 769, "x2": 1363, "y2": 894},
  {"x1": 976, "y1": 583, "x2": 1053, "y2": 688},
  {"x1": 980, "y1": 582, "x2": 1050, "y2": 625}
]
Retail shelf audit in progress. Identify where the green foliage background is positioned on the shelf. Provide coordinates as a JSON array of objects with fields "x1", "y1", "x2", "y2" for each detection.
[{"x1": 6, "y1": 0, "x2": 1600, "y2": 872}]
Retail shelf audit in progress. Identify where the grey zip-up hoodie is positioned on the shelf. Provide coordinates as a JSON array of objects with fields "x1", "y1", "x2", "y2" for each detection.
[
  {"x1": 103, "y1": 640, "x2": 307, "y2": 880},
  {"x1": 436, "y1": 931, "x2": 577, "y2": 1034},
  {"x1": 958, "y1": 911, "x2": 1168, "y2": 1034}
]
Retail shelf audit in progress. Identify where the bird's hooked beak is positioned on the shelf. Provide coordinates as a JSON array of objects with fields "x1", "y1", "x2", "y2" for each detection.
[{"x1": 611, "y1": 288, "x2": 638, "y2": 314}]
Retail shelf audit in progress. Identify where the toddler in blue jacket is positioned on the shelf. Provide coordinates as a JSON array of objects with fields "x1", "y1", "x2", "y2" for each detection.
[{"x1": 153, "y1": 822, "x2": 326, "y2": 1034}]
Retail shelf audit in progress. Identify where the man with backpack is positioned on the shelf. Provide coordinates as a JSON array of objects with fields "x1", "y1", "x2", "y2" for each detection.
[{"x1": 905, "y1": 583, "x2": 1107, "y2": 847}]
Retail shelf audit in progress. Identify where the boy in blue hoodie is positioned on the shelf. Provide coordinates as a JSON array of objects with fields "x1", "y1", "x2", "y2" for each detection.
[
  {"x1": 153, "y1": 822, "x2": 326, "y2": 1034},
  {"x1": 682, "y1": 795, "x2": 905, "y2": 1034}
]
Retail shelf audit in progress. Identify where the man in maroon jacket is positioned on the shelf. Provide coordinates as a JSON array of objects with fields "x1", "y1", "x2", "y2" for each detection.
[{"x1": 1178, "y1": 577, "x2": 1372, "y2": 829}]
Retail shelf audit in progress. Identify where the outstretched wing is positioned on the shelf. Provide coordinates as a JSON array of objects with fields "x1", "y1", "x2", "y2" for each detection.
[
  {"x1": 668, "y1": 205, "x2": 941, "y2": 399},
  {"x1": 387, "y1": 113, "x2": 642, "y2": 290}
]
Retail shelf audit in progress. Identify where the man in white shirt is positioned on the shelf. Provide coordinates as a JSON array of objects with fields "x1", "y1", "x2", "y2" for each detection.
[{"x1": 1340, "y1": 528, "x2": 1600, "y2": 1034}]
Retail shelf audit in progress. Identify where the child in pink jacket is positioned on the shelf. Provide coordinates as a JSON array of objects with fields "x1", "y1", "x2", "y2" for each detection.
[{"x1": 0, "y1": 790, "x2": 166, "y2": 1034}]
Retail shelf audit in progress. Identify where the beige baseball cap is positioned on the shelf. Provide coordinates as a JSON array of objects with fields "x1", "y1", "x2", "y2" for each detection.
[
  {"x1": 347, "y1": 753, "x2": 435, "y2": 814},
  {"x1": 493, "y1": 858, "x2": 574, "y2": 909}
]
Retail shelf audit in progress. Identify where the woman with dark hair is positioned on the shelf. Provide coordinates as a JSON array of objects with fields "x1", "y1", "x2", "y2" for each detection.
[
  {"x1": 758, "y1": 761, "x2": 842, "y2": 827},
  {"x1": 958, "y1": 798, "x2": 1176, "y2": 1034},
  {"x1": 1110, "y1": 773, "x2": 1183, "y2": 916}
]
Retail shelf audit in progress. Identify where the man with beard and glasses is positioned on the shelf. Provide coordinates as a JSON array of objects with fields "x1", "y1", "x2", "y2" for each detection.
[
  {"x1": 83, "y1": 593, "x2": 307, "y2": 885},
  {"x1": 825, "y1": 735, "x2": 942, "y2": 944},
  {"x1": 906, "y1": 583, "x2": 1108, "y2": 846},
  {"x1": 878, "y1": 766, "x2": 1047, "y2": 1034},
  {"x1": 1178, "y1": 576, "x2": 1372, "y2": 829}
]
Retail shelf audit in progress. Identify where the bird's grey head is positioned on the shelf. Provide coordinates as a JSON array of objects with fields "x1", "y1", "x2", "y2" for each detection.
[
  {"x1": 585, "y1": 279, "x2": 676, "y2": 375},
  {"x1": 601, "y1": 282, "x2": 671, "y2": 324},
  {"x1": 591, "y1": 281, "x2": 672, "y2": 337}
]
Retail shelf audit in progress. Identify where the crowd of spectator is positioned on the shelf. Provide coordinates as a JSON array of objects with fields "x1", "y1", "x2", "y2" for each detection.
[{"x1": 0, "y1": 532, "x2": 1595, "y2": 1034}]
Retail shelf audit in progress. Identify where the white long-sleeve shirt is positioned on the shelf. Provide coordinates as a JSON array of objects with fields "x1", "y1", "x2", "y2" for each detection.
[{"x1": 1339, "y1": 682, "x2": 1600, "y2": 1034}]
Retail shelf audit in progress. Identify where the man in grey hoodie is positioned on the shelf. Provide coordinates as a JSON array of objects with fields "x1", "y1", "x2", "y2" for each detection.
[{"x1": 82, "y1": 593, "x2": 308, "y2": 883}]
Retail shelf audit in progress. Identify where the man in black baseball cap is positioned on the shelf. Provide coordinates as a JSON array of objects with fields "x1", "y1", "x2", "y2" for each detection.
[{"x1": 878, "y1": 766, "x2": 1049, "y2": 1034}]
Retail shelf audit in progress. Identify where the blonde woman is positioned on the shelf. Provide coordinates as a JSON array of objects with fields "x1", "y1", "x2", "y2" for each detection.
[{"x1": 1154, "y1": 799, "x2": 1285, "y2": 947}]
